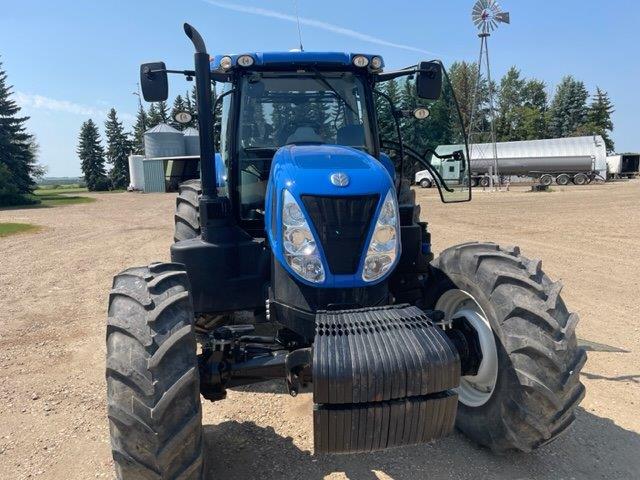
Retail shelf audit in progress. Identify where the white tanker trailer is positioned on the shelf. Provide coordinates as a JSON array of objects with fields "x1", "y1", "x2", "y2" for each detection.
[{"x1": 418, "y1": 135, "x2": 608, "y2": 187}]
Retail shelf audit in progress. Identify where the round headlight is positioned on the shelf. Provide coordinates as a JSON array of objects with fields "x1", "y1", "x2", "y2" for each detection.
[
  {"x1": 414, "y1": 107, "x2": 430, "y2": 120},
  {"x1": 352, "y1": 55, "x2": 369, "y2": 68},
  {"x1": 219, "y1": 56, "x2": 233, "y2": 70},
  {"x1": 237, "y1": 55, "x2": 255, "y2": 67},
  {"x1": 370, "y1": 56, "x2": 383, "y2": 70}
]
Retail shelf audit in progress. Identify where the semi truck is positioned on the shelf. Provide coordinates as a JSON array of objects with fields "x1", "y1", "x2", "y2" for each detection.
[{"x1": 416, "y1": 136, "x2": 608, "y2": 187}]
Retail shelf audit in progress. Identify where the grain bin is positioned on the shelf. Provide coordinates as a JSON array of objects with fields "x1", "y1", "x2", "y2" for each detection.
[
  {"x1": 144, "y1": 123, "x2": 185, "y2": 158},
  {"x1": 183, "y1": 127, "x2": 200, "y2": 156},
  {"x1": 127, "y1": 155, "x2": 145, "y2": 190}
]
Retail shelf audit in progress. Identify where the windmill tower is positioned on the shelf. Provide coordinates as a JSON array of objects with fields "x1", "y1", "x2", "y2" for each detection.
[{"x1": 468, "y1": 0, "x2": 510, "y2": 189}]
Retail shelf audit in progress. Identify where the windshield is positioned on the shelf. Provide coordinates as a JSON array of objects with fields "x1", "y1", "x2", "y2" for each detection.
[
  {"x1": 237, "y1": 72, "x2": 374, "y2": 220},
  {"x1": 239, "y1": 72, "x2": 373, "y2": 152}
]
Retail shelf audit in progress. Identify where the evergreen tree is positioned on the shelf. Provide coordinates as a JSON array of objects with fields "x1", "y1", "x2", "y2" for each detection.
[
  {"x1": 496, "y1": 67, "x2": 526, "y2": 141},
  {"x1": 146, "y1": 102, "x2": 162, "y2": 128},
  {"x1": 132, "y1": 104, "x2": 148, "y2": 154},
  {"x1": 104, "y1": 108, "x2": 132, "y2": 189},
  {"x1": 581, "y1": 87, "x2": 615, "y2": 152},
  {"x1": 77, "y1": 119, "x2": 108, "y2": 191},
  {"x1": 375, "y1": 78, "x2": 401, "y2": 143},
  {"x1": 0, "y1": 59, "x2": 39, "y2": 197},
  {"x1": 157, "y1": 100, "x2": 170, "y2": 123},
  {"x1": 170, "y1": 94, "x2": 188, "y2": 130},
  {"x1": 548, "y1": 76, "x2": 589, "y2": 137},
  {"x1": 521, "y1": 79, "x2": 548, "y2": 140},
  {"x1": 147, "y1": 101, "x2": 169, "y2": 128},
  {"x1": 449, "y1": 61, "x2": 486, "y2": 140}
]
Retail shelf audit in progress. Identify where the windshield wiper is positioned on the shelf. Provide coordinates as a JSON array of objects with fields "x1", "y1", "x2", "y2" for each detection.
[{"x1": 310, "y1": 68, "x2": 359, "y2": 116}]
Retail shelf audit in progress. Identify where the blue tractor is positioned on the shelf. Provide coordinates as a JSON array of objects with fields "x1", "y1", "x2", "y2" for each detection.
[{"x1": 106, "y1": 24, "x2": 586, "y2": 479}]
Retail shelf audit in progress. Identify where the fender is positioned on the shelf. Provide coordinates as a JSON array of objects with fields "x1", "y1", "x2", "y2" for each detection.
[{"x1": 265, "y1": 144, "x2": 399, "y2": 288}]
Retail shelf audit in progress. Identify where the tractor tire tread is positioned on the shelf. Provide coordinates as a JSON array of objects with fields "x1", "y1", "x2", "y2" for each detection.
[
  {"x1": 430, "y1": 242, "x2": 586, "y2": 453},
  {"x1": 174, "y1": 179, "x2": 202, "y2": 242},
  {"x1": 106, "y1": 263, "x2": 203, "y2": 479}
]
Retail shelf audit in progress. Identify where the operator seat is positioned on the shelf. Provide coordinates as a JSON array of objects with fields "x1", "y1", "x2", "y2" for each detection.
[
  {"x1": 286, "y1": 126, "x2": 324, "y2": 144},
  {"x1": 336, "y1": 124, "x2": 365, "y2": 148}
]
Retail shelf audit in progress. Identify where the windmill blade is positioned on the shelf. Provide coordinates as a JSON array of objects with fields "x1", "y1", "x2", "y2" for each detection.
[{"x1": 495, "y1": 12, "x2": 510, "y2": 24}]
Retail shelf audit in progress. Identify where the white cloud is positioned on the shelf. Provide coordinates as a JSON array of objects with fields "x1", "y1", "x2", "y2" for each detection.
[
  {"x1": 204, "y1": 0, "x2": 439, "y2": 56},
  {"x1": 15, "y1": 92, "x2": 134, "y2": 122}
]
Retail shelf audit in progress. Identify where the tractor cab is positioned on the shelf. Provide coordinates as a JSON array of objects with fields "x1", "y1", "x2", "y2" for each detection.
[{"x1": 208, "y1": 51, "x2": 471, "y2": 237}]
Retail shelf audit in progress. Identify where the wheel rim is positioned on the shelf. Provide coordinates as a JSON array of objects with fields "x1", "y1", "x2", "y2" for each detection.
[{"x1": 436, "y1": 289, "x2": 499, "y2": 407}]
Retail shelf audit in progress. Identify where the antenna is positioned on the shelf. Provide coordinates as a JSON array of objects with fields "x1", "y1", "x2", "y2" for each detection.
[
  {"x1": 468, "y1": 0, "x2": 510, "y2": 190},
  {"x1": 294, "y1": 0, "x2": 304, "y2": 51}
]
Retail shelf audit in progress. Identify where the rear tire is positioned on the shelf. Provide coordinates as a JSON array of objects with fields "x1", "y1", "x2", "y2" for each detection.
[
  {"x1": 539, "y1": 174, "x2": 553, "y2": 187},
  {"x1": 573, "y1": 173, "x2": 588, "y2": 185},
  {"x1": 424, "y1": 242, "x2": 586, "y2": 453},
  {"x1": 479, "y1": 176, "x2": 491, "y2": 188},
  {"x1": 419, "y1": 178, "x2": 432, "y2": 188},
  {"x1": 174, "y1": 179, "x2": 201, "y2": 242},
  {"x1": 107, "y1": 263, "x2": 204, "y2": 479},
  {"x1": 555, "y1": 174, "x2": 570, "y2": 186}
]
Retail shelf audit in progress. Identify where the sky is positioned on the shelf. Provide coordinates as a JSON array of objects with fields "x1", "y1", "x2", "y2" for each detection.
[{"x1": 1, "y1": 0, "x2": 638, "y2": 177}]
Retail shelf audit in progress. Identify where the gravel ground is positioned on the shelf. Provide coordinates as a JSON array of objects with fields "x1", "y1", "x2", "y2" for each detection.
[{"x1": 1, "y1": 181, "x2": 639, "y2": 479}]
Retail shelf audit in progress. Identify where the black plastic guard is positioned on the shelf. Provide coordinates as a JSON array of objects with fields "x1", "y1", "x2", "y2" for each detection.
[{"x1": 312, "y1": 305, "x2": 460, "y2": 454}]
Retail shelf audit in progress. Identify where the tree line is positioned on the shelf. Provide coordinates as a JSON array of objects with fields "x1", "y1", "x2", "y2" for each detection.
[
  {"x1": 376, "y1": 62, "x2": 615, "y2": 157},
  {"x1": 78, "y1": 86, "x2": 204, "y2": 191}
]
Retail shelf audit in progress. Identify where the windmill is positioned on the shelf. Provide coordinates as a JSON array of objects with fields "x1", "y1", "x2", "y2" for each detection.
[{"x1": 468, "y1": 0, "x2": 510, "y2": 189}]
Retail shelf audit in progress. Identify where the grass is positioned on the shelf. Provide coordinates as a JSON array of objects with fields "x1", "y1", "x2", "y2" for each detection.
[
  {"x1": 1, "y1": 188, "x2": 96, "y2": 210},
  {"x1": 0, "y1": 222, "x2": 40, "y2": 238},
  {"x1": 34, "y1": 193, "x2": 96, "y2": 206},
  {"x1": 36, "y1": 187, "x2": 88, "y2": 196}
]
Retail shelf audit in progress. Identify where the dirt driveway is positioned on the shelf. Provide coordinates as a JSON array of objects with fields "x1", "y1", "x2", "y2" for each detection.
[{"x1": 1, "y1": 181, "x2": 639, "y2": 479}]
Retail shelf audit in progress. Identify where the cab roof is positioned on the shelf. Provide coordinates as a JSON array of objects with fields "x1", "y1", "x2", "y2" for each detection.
[{"x1": 210, "y1": 51, "x2": 384, "y2": 71}]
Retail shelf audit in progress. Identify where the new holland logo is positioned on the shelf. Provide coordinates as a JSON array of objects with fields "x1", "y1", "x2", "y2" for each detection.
[{"x1": 330, "y1": 172, "x2": 349, "y2": 187}]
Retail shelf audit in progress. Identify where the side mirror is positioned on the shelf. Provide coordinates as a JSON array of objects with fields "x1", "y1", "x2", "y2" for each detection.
[
  {"x1": 140, "y1": 62, "x2": 168, "y2": 102},
  {"x1": 416, "y1": 61, "x2": 442, "y2": 100}
]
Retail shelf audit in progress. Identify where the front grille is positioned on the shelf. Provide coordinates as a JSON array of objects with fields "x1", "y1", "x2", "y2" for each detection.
[{"x1": 301, "y1": 195, "x2": 379, "y2": 275}]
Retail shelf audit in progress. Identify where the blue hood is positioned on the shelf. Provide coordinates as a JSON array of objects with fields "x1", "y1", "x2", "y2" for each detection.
[{"x1": 265, "y1": 144, "x2": 397, "y2": 288}]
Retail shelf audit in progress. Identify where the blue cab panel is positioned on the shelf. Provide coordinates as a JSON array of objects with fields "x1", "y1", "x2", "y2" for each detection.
[
  {"x1": 210, "y1": 51, "x2": 384, "y2": 70},
  {"x1": 265, "y1": 144, "x2": 399, "y2": 288}
]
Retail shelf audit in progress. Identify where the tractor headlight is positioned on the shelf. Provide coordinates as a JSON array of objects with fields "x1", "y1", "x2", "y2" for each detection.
[
  {"x1": 362, "y1": 190, "x2": 399, "y2": 282},
  {"x1": 282, "y1": 190, "x2": 325, "y2": 283},
  {"x1": 352, "y1": 55, "x2": 369, "y2": 68},
  {"x1": 237, "y1": 54, "x2": 255, "y2": 67},
  {"x1": 370, "y1": 56, "x2": 383, "y2": 70},
  {"x1": 219, "y1": 56, "x2": 233, "y2": 70}
]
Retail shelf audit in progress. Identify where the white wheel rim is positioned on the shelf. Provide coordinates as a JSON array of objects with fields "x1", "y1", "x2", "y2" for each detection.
[{"x1": 436, "y1": 289, "x2": 498, "y2": 407}]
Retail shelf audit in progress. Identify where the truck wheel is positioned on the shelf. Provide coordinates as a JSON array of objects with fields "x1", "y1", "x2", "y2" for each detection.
[
  {"x1": 424, "y1": 242, "x2": 586, "y2": 453},
  {"x1": 556, "y1": 174, "x2": 570, "y2": 186},
  {"x1": 174, "y1": 179, "x2": 201, "y2": 242},
  {"x1": 420, "y1": 178, "x2": 432, "y2": 188},
  {"x1": 107, "y1": 263, "x2": 204, "y2": 479},
  {"x1": 539, "y1": 174, "x2": 553, "y2": 187},
  {"x1": 470, "y1": 177, "x2": 479, "y2": 188},
  {"x1": 573, "y1": 173, "x2": 588, "y2": 186},
  {"x1": 479, "y1": 176, "x2": 491, "y2": 187}
]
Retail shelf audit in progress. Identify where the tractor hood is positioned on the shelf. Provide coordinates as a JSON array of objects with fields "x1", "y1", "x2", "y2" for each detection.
[{"x1": 265, "y1": 144, "x2": 399, "y2": 288}]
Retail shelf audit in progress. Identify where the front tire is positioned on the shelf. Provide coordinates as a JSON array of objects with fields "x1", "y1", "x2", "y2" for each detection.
[
  {"x1": 419, "y1": 178, "x2": 432, "y2": 188},
  {"x1": 425, "y1": 242, "x2": 586, "y2": 453},
  {"x1": 107, "y1": 263, "x2": 204, "y2": 479}
]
